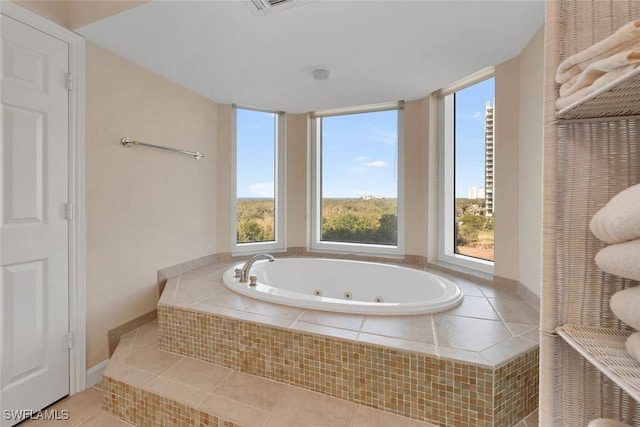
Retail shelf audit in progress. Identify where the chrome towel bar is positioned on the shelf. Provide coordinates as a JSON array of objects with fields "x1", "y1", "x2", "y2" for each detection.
[{"x1": 121, "y1": 137, "x2": 205, "y2": 160}]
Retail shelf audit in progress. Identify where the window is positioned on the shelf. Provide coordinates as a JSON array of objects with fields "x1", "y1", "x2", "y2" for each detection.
[
  {"x1": 232, "y1": 106, "x2": 284, "y2": 253},
  {"x1": 310, "y1": 103, "x2": 404, "y2": 255},
  {"x1": 440, "y1": 71, "x2": 495, "y2": 272}
]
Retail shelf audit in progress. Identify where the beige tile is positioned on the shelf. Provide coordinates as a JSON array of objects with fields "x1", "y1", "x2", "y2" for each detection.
[
  {"x1": 129, "y1": 320, "x2": 159, "y2": 351},
  {"x1": 125, "y1": 342, "x2": 182, "y2": 375},
  {"x1": 20, "y1": 387, "x2": 102, "y2": 427},
  {"x1": 477, "y1": 284, "x2": 521, "y2": 300},
  {"x1": 103, "y1": 363, "x2": 155, "y2": 388},
  {"x1": 439, "y1": 295, "x2": 500, "y2": 320},
  {"x1": 160, "y1": 357, "x2": 231, "y2": 392},
  {"x1": 191, "y1": 302, "x2": 241, "y2": 319},
  {"x1": 197, "y1": 394, "x2": 270, "y2": 427},
  {"x1": 489, "y1": 297, "x2": 540, "y2": 325},
  {"x1": 298, "y1": 310, "x2": 364, "y2": 331},
  {"x1": 523, "y1": 327, "x2": 540, "y2": 343},
  {"x1": 109, "y1": 335, "x2": 135, "y2": 365},
  {"x1": 505, "y1": 322, "x2": 538, "y2": 337},
  {"x1": 76, "y1": 412, "x2": 134, "y2": 426},
  {"x1": 433, "y1": 314, "x2": 511, "y2": 352},
  {"x1": 271, "y1": 387, "x2": 354, "y2": 427},
  {"x1": 447, "y1": 278, "x2": 485, "y2": 297},
  {"x1": 198, "y1": 288, "x2": 256, "y2": 311},
  {"x1": 357, "y1": 332, "x2": 436, "y2": 356},
  {"x1": 289, "y1": 321, "x2": 359, "y2": 341},
  {"x1": 172, "y1": 275, "x2": 227, "y2": 305},
  {"x1": 212, "y1": 371, "x2": 288, "y2": 412},
  {"x1": 143, "y1": 377, "x2": 207, "y2": 406},
  {"x1": 236, "y1": 311, "x2": 295, "y2": 329},
  {"x1": 351, "y1": 405, "x2": 437, "y2": 427},
  {"x1": 244, "y1": 300, "x2": 305, "y2": 320},
  {"x1": 479, "y1": 336, "x2": 538, "y2": 366},
  {"x1": 437, "y1": 346, "x2": 491, "y2": 367},
  {"x1": 360, "y1": 315, "x2": 434, "y2": 343}
]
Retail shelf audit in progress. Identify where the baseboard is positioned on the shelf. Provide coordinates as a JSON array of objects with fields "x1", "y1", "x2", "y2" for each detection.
[{"x1": 86, "y1": 359, "x2": 109, "y2": 388}]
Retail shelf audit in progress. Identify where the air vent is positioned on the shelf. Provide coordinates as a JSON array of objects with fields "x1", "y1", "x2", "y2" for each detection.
[{"x1": 243, "y1": 0, "x2": 310, "y2": 16}]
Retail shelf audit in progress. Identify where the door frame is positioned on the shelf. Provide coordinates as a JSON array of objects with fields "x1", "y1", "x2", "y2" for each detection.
[{"x1": 1, "y1": 1, "x2": 87, "y2": 395}]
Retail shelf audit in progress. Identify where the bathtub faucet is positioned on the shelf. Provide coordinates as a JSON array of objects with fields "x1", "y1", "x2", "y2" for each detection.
[{"x1": 239, "y1": 253, "x2": 275, "y2": 283}]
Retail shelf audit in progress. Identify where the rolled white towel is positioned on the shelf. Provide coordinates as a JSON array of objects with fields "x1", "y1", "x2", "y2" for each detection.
[
  {"x1": 595, "y1": 240, "x2": 640, "y2": 282},
  {"x1": 588, "y1": 420, "x2": 633, "y2": 427},
  {"x1": 590, "y1": 183, "x2": 640, "y2": 244},
  {"x1": 626, "y1": 331, "x2": 640, "y2": 363},
  {"x1": 610, "y1": 286, "x2": 640, "y2": 329}
]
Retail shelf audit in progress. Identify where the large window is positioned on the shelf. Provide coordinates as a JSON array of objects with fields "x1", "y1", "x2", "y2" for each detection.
[
  {"x1": 310, "y1": 103, "x2": 404, "y2": 255},
  {"x1": 232, "y1": 106, "x2": 284, "y2": 253},
  {"x1": 440, "y1": 72, "x2": 495, "y2": 271}
]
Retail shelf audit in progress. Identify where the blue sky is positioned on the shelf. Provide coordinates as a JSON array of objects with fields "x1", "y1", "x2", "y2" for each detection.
[{"x1": 236, "y1": 77, "x2": 494, "y2": 199}]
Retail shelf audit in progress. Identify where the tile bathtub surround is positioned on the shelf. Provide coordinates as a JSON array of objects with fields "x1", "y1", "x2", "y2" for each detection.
[{"x1": 154, "y1": 261, "x2": 539, "y2": 426}]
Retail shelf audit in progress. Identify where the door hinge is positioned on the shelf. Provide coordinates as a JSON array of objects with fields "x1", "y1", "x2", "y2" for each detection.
[
  {"x1": 65, "y1": 73, "x2": 74, "y2": 91},
  {"x1": 67, "y1": 332, "x2": 73, "y2": 349},
  {"x1": 65, "y1": 203, "x2": 73, "y2": 221}
]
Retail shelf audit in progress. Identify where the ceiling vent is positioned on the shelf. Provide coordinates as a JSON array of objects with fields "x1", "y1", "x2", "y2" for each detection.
[{"x1": 243, "y1": 0, "x2": 310, "y2": 16}]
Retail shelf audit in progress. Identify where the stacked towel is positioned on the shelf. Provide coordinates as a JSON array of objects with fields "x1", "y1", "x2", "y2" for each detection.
[
  {"x1": 555, "y1": 19, "x2": 640, "y2": 110},
  {"x1": 588, "y1": 419, "x2": 633, "y2": 427},
  {"x1": 590, "y1": 183, "x2": 640, "y2": 244},
  {"x1": 595, "y1": 240, "x2": 640, "y2": 282},
  {"x1": 625, "y1": 331, "x2": 640, "y2": 363}
]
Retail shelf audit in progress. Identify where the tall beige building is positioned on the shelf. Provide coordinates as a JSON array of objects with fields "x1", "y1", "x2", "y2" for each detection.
[{"x1": 484, "y1": 100, "x2": 494, "y2": 217}]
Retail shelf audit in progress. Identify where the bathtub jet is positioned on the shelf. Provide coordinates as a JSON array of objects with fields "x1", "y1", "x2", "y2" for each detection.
[{"x1": 223, "y1": 257, "x2": 463, "y2": 315}]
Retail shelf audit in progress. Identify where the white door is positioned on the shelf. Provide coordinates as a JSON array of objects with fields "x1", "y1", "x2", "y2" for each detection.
[{"x1": 1, "y1": 14, "x2": 70, "y2": 426}]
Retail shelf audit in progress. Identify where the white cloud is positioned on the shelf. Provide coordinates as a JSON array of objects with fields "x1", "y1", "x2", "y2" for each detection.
[
  {"x1": 249, "y1": 182, "x2": 274, "y2": 198},
  {"x1": 361, "y1": 160, "x2": 388, "y2": 167},
  {"x1": 473, "y1": 111, "x2": 482, "y2": 119},
  {"x1": 354, "y1": 155, "x2": 371, "y2": 162}
]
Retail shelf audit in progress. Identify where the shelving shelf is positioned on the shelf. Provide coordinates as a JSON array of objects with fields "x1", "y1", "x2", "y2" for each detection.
[
  {"x1": 556, "y1": 68, "x2": 640, "y2": 120},
  {"x1": 557, "y1": 323, "x2": 640, "y2": 402}
]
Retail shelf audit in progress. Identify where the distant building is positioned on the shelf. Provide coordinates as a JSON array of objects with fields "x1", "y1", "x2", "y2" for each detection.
[
  {"x1": 468, "y1": 186, "x2": 485, "y2": 199},
  {"x1": 484, "y1": 100, "x2": 494, "y2": 217},
  {"x1": 361, "y1": 195, "x2": 385, "y2": 200}
]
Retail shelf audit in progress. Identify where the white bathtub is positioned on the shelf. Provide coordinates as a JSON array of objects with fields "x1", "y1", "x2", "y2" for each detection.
[{"x1": 222, "y1": 258, "x2": 463, "y2": 315}]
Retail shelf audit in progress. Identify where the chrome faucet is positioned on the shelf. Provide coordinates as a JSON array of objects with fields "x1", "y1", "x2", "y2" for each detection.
[{"x1": 239, "y1": 253, "x2": 275, "y2": 283}]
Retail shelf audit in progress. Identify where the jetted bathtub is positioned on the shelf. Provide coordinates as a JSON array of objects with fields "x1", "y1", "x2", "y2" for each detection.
[{"x1": 222, "y1": 257, "x2": 463, "y2": 315}]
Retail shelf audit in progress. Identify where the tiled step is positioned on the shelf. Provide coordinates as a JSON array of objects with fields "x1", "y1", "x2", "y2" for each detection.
[{"x1": 103, "y1": 321, "x2": 435, "y2": 427}]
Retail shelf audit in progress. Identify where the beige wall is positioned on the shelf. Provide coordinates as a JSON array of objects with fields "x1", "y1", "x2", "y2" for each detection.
[
  {"x1": 286, "y1": 114, "x2": 309, "y2": 248},
  {"x1": 215, "y1": 104, "x2": 233, "y2": 254},
  {"x1": 518, "y1": 26, "x2": 545, "y2": 297},
  {"x1": 494, "y1": 57, "x2": 521, "y2": 282},
  {"x1": 86, "y1": 43, "x2": 218, "y2": 367},
  {"x1": 403, "y1": 99, "x2": 430, "y2": 256}
]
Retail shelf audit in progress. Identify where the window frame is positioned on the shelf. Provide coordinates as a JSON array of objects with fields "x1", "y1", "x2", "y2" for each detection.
[
  {"x1": 309, "y1": 102, "x2": 405, "y2": 256},
  {"x1": 231, "y1": 105, "x2": 286, "y2": 254},
  {"x1": 438, "y1": 69, "x2": 495, "y2": 273}
]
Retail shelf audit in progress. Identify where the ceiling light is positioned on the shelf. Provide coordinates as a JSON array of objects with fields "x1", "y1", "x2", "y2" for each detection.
[{"x1": 312, "y1": 69, "x2": 331, "y2": 80}]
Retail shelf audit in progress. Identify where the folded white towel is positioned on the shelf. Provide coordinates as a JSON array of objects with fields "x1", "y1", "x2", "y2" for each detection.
[
  {"x1": 555, "y1": 64, "x2": 638, "y2": 111},
  {"x1": 590, "y1": 183, "x2": 640, "y2": 244},
  {"x1": 610, "y1": 286, "x2": 640, "y2": 329},
  {"x1": 556, "y1": 19, "x2": 640, "y2": 84},
  {"x1": 596, "y1": 240, "x2": 640, "y2": 282},
  {"x1": 559, "y1": 50, "x2": 640, "y2": 97},
  {"x1": 588, "y1": 419, "x2": 633, "y2": 427},
  {"x1": 626, "y1": 331, "x2": 640, "y2": 364}
]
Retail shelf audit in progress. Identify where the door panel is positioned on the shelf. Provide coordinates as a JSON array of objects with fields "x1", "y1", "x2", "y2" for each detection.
[{"x1": 1, "y1": 14, "x2": 70, "y2": 426}]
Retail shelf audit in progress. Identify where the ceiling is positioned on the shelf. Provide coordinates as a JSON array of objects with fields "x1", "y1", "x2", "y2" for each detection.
[{"x1": 77, "y1": 0, "x2": 545, "y2": 114}]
